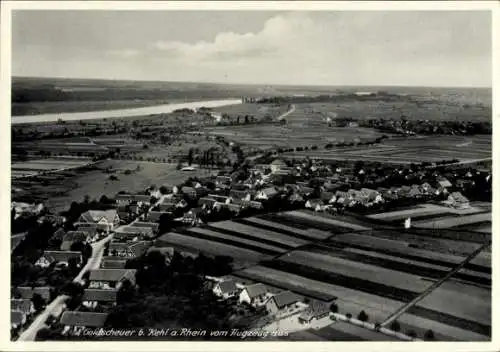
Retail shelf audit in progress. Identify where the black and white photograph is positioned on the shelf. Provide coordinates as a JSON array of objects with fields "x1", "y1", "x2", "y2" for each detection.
[{"x1": 2, "y1": 1, "x2": 497, "y2": 348}]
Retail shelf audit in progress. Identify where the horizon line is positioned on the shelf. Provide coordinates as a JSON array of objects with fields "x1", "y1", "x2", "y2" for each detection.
[{"x1": 11, "y1": 75, "x2": 492, "y2": 90}]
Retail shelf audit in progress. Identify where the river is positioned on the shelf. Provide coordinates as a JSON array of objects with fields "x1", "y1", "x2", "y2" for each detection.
[{"x1": 12, "y1": 98, "x2": 242, "y2": 124}]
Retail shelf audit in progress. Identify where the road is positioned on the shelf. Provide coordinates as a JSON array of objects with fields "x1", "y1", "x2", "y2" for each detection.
[
  {"x1": 17, "y1": 295, "x2": 69, "y2": 341},
  {"x1": 18, "y1": 234, "x2": 113, "y2": 341},
  {"x1": 277, "y1": 104, "x2": 296, "y2": 120},
  {"x1": 380, "y1": 240, "x2": 491, "y2": 328}
]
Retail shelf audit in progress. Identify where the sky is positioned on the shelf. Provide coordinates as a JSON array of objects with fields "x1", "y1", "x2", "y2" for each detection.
[{"x1": 11, "y1": 10, "x2": 492, "y2": 87}]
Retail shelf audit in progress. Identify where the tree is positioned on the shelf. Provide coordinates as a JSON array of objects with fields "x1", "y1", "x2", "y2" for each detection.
[
  {"x1": 176, "y1": 162, "x2": 183, "y2": 170},
  {"x1": 424, "y1": 329, "x2": 435, "y2": 340},
  {"x1": 390, "y1": 321, "x2": 401, "y2": 332},
  {"x1": 406, "y1": 330, "x2": 418, "y2": 338},
  {"x1": 35, "y1": 327, "x2": 53, "y2": 341},
  {"x1": 357, "y1": 310, "x2": 369, "y2": 322},
  {"x1": 188, "y1": 148, "x2": 193, "y2": 166},
  {"x1": 345, "y1": 313, "x2": 352, "y2": 319},
  {"x1": 32, "y1": 293, "x2": 45, "y2": 311}
]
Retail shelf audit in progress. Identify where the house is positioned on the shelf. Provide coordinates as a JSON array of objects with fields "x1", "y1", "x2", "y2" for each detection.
[
  {"x1": 11, "y1": 310, "x2": 26, "y2": 329},
  {"x1": 216, "y1": 175, "x2": 232, "y2": 186},
  {"x1": 74, "y1": 210, "x2": 120, "y2": 233},
  {"x1": 446, "y1": 192, "x2": 470, "y2": 209},
  {"x1": 182, "y1": 208, "x2": 204, "y2": 224},
  {"x1": 305, "y1": 199, "x2": 325, "y2": 212},
  {"x1": 60, "y1": 231, "x2": 88, "y2": 251},
  {"x1": 298, "y1": 302, "x2": 330, "y2": 324},
  {"x1": 181, "y1": 187, "x2": 197, "y2": 198},
  {"x1": 255, "y1": 187, "x2": 278, "y2": 200},
  {"x1": 147, "y1": 211, "x2": 171, "y2": 222},
  {"x1": 101, "y1": 257, "x2": 127, "y2": 269},
  {"x1": 360, "y1": 188, "x2": 382, "y2": 202},
  {"x1": 408, "y1": 186, "x2": 423, "y2": 198},
  {"x1": 239, "y1": 283, "x2": 269, "y2": 307},
  {"x1": 115, "y1": 225, "x2": 154, "y2": 239},
  {"x1": 88, "y1": 269, "x2": 136, "y2": 289},
  {"x1": 115, "y1": 194, "x2": 152, "y2": 206},
  {"x1": 208, "y1": 194, "x2": 233, "y2": 204},
  {"x1": 159, "y1": 202, "x2": 176, "y2": 212},
  {"x1": 229, "y1": 189, "x2": 253, "y2": 201},
  {"x1": 419, "y1": 182, "x2": 435, "y2": 194},
  {"x1": 269, "y1": 159, "x2": 287, "y2": 173},
  {"x1": 82, "y1": 289, "x2": 118, "y2": 309},
  {"x1": 297, "y1": 186, "x2": 315, "y2": 197},
  {"x1": 76, "y1": 224, "x2": 99, "y2": 237},
  {"x1": 246, "y1": 201, "x2": 264, "y2": 210},
  {"x1": 212, "y1": 280, "x2": 239, "y2": 300},
  {"x1": 265, "y1": 291, "x2": 302, "y2": 315},
  {"x1": 14, "y1": 286, "x2": 52, "y2": 302},
  {"x1": 320, "y1": 191, "x2": 336, "y2": 204},
  {"x1": 11, "y1": 299, "x2": 35, "y2": 316},
  {"x1": 61, "y1": 311, "x2": 108, "y2": 335},
  {"x1": 288, "y1": 193, "x2": 305, "y2": 204},
  {"x1": 199, "y1": 197, "x2": 218, "y2": 210},
  {"x1": 108, "y1": 241, "x2": 152, "y2": 258},
  {"x1": 436, "y1": 177, "x2": 452, "y2": 189},
  {"x1": 132, "y1": 222, "x2": 160, "y2": 234},
  {"x1": 35, "y1": 251, "x2": 82, "y2": 268}
]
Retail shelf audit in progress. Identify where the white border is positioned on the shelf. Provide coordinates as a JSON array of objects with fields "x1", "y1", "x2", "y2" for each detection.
[{"x1": 1, "y1": 1, "x2": 498, "y2": 351}]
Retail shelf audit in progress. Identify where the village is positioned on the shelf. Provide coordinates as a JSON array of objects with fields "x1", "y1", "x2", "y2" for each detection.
[{"x1": 10, "y1": 151, "x2": 492, "y2": 341}]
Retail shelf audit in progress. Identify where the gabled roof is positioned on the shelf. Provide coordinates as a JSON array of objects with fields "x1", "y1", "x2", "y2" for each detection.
[
  {"x1": 320, "y1": 192, "x2": 334, "y2": 201},
  {"x1": 269, "y1": 291, "x2": 301, "y2": 309},
  {"x1": 89, "y1": 269, "x2": 136, "y2": 283},
  {"x1": 11, "y1": 299, "x2": 32, "y2": 313},
  {"x1": 259, "y1": 187, "x2": 278, "y2": 196},
  {"x1": 41, "y1": 251, "x2": 81, "y2": 263},
  {"x1": 449, "y1": 192, "x2": 469, "y2": 203},
  {"x1": 229, "y1": 189, "x2": 252, "y2": 199},
  {"x1": 299, "y1": 301, "x2": 330, "y2": 320},
  {"x1": 78, "y1": 210, "x2": 118, "y2": 224},
  {"x1": 11, "y1": 310, "x2": 24, "y2": 325},
  {"x1": 14, "y1": 287, "x2": 51, "y2": 300},
  {"x1": 83, "y1": 289, "x2": 118, "y2": 302},
  {"x1": 270, "y1": 159, "x2": 286, "y2": 166},
  {"x1": 243, "y1": 283, "x2": 267, "y2": 298},
  {"x1": 132, "y1": 222, "x2": 159, "y2": 231},
  {"x1": 60, "y1": 311, "x2": 108, "y2": 327},
  {"x1": 216, "y1": 280, "x2": 238, "y2": 294},
  {"x1": 63, "y1": 231, "x2": 87, "y2": 243},
  {"x1": 306, "y1": 199, "x2": 324, "y2": 207},
  {"x1": 101, "y1": 257, "x2": 127, "y2": 269}
]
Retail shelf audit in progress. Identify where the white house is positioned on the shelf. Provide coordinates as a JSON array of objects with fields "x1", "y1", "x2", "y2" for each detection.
[
  {"x1": 212, "y1": 280, "x2": 239, "y2": 300},
  {"x1": 255, "y1": 187, "x2": 278, "y2": 200},
  {"x1": 239, "y1": 283, "x2": 270, "y2": 307},
  {"x1": 74, "y1": 210, "x2": 120, "y2": 233}
]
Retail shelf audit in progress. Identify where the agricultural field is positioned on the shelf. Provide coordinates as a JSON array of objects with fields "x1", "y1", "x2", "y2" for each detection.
[
  {"x1": 235, "y1": 217, "x2": 332, "y2": 240},
  {"x1": 202, "y1": 104, "x2": 385, "y2": 151},
  {"x1": 154, "y1": 232, "x2": 269, "y2": 267},
  {"x1": 11, "y1": 157, "x2": 93, "y2": 178},
  {"x1": 303, "y1": 98, "x2": 491, "y2": 122},
  {"x1": 368, "y1": 203, "x2": 488, "y2": 221},
  {"x1": 11, "y1": 160, "x2": 217, "y2": 213},
  {"x1": 212, "y1": 103, "x2": 290, "y2": 121},
  {"x1": 283, "y1": 134, "x2": 491, "y2": 164},
  {"x1": 413, "y1": 212, "x2": 492, "y2": 230}
]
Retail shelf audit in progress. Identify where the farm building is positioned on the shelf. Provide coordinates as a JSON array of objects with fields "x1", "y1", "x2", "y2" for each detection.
[
  {"x1": 11, "y1": 299, "x2": 35, "y2": 316},
  {"x1": 60, "y1": 231, "x2": 88, "y2": 251},
  {"x1": 108, "y1": 241, "x2": 153, "y2": 258},
  {"x1": 74, "y1": 210, "x2": 120, "y2": 233},
  {"x1": 298, "y1": 302, "x2": 330, "y2": 324},
  {"x1": 82, "y1": 289, "x2": 118, "y2": 309},
  {"x1": 101, "y1": 257, "x2": 127, "y2": 269},
  {"x1": 61, "y1": 311, "x2": 109, "y2": 335},
  {"x1": 255, "y1": 187, "x2": 278, "y2": 200},
  {"x1": 115, "y1": 194, "x2": 152, "y2": 206},
  {"x1": 269, "y1": 159, "x2": 287, "y2": 173},
  {"x1": 13, "y1": 286, "x2": 52, "y2": 302},
  {"x1": 446, "y1": 192, "x2": 470, "y2": 209},
  {"x1": 213, "y1": 280, "x2": 239, "y2": 300},
  {"x1": 239, "y1": 283, "x2": 269, "y2": 307},
  {"x1": 288, "y1": 193, "x2": 305, "y2": 203},
  {"x1": 305, "y1": 199, "x2": 325, "y2": 212},
  {"x1": 436, "y1": 177, "x2": 453, "y2": 189},
  {"x1": 181, "y1": 187, "x2": 197, "y2": 198},
  {"x1": 132, "y1": 222, "x2": 160, "y2": 234},
  {"x1": 265, "y1": 291, "x2": 302, "y2": 315},
  {"x1": 147, "y1": 211, "x2": 171, "y2": 222},
  {"x1": 88, "y1": 269, "x2": 136, "y2": 290},
  {"x1": 35, "y1": 251, "x2": 82, "y2": 268},
  {"x1": 229, "y1": 189, "x2": 253, "y2": 201},
  {"x1": 11, "y1": 310, "x2": 26, "y2": 329},
  {"x1": 199, "y1": 197, "x2": 218, "y2": 210}
]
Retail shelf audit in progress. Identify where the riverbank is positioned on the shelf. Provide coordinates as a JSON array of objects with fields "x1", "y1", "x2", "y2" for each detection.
[{"x1": 12, "y1": 98, "x2": 243, "y2": 124}]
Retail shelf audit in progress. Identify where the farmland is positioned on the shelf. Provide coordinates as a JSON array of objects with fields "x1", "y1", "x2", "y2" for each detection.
[
  {"x1": 11, "y1": 157, "x2": 94, "y2": 178},
  {"x1": 282, "y1": 134, "x2": 491, "y2": 164},
  {"x1": 11, "y1": 159, "x2": 217, "y2": 213},
  {"x1": 413, "y1": 212, "x2": 492, "y2": 229}
]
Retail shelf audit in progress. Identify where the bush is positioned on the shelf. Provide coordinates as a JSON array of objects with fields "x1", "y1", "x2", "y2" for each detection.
[
  {"x1": 345, "y1": 313, "x2": 352, "y2": 319},
  {"x1": 390, "y1": 321, "x2": 401, "y2": 332},
  {"x1": 424, "y1": 329, "x2": 435, "y2": 340},
  {"x1": 109, "y1": 175, "x2": 119, "y2": 181},
  {"x1": 406, "y1": 330, "x2": 418, "y2": 338},
  {"x1": 357, "y1": 310, "x2": 369, "y2": 322}
]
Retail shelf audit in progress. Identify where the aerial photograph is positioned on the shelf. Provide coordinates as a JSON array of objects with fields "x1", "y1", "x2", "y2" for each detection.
[{"x1": 8, "y1": 7, "x2": 492, "y2": 343}]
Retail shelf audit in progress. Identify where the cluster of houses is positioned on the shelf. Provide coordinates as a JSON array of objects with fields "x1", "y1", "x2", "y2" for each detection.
[
  {"x1": 11, "y1": 287, "x2": 52, "y2": 331},
  {"x1": 211, "y1": 279, "x2": 329, "y2": 323}
]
